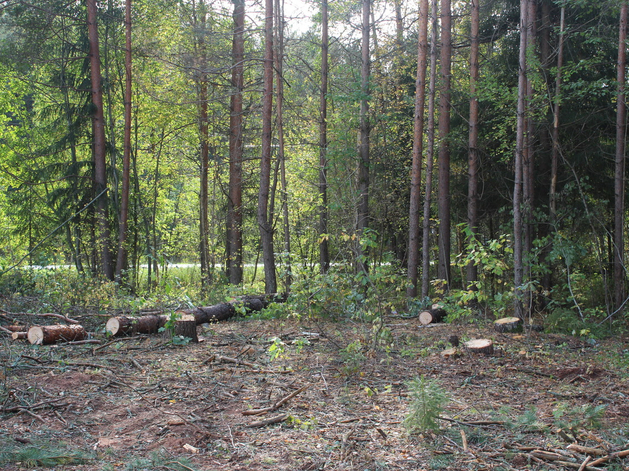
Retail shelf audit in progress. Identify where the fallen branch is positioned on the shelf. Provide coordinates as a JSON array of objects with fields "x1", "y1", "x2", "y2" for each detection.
[
  {"x1": 245, "y1": 413, "x2": 288, "y2": 428},
  {"x1": 213, "y1": 355, "x2": 260, "y2": 369},
  {"x1": 588, "y1": 449, "x2": 629, "y2": 467},
  {"x1": 0, "y1": 309, "x2": 79, "y2": 324},
  {"x1": 242, "y1": 384, "x2": 310, "y2": 416},
  {"x1": 567, "y1": 444, "x2": 606, "y2": 456}
]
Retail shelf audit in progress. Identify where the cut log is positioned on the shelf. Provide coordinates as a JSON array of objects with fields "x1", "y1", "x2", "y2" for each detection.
[
  {"x1": 11, "y1": 331, "x2": 27, "y2": 340},
  {"x1": 27, "y1": 324, "x2": 87, "y2": 345},
  {"x1": 105, "y1": 295, "x2": 285, "y2": 337},
  {"x1": 419, "y1": 308, "x2": 447, "y2": 325},
  {"x1": 173, "y1": 313, "x2": 198, "y2": 343},
  {"x1": 494, "y1": 317, "x2": 523, "y2": 333},
  {"x1": 464, "y1": 338, "x2": 494, "y2": 355},
  {"x1": 106, "y1": 314, "x2": 168, "y2": 337}
]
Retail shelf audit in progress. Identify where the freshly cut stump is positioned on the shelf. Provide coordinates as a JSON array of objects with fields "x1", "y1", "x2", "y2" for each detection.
[
  {"x1": 174, "y1": 313, "x2": 198, "y2": 343},
  {"x1": 27, "y1": 324, "x2": 87, "y2": 345},
  {"x1": 419, "y1": 308, "x2": 447, "y2": 325},
  {"x1": 464, "y1": 338, "x2": 494, "y2": 355},
  {"x1": 494, "y1": 317, "x2": 523, "y2": 333},
  {"x1": 441, "y1": 347, "x2": 462, "y2": 359}
]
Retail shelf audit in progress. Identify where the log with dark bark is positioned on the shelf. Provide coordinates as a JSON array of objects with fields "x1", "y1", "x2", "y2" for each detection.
[
  {"x1": 419, "y1": 308, "x2": 446, "y2": 325},
  {"x1": 105, "y1": 295, "x2": 283, "y2": 337},
  {"x1": 106, "y1": 314, "x2": 168, "y2": 337},
  {"x1": 184, "y1": 294, "x2": 282, "y2": 324},
  {"x1": 494, "y1": 317, "x2": 523, "y2": 333},
  {"x1": 27, "y1": 324, "x2": 87, "y2": 345},
  {"x1": 464, "y1": 338, "x2": 494, "y2": 355}
]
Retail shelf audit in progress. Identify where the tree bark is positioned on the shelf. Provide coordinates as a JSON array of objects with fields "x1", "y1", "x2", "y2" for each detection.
[
  {"x1": 614, "y1": 1, "x2": 628, "y2": 311},
  {"x1": 437, "y1": 0, "x2": 452, "y2": 287},
  {"x1": 418, "y1": 308, "x2": 446, "y2": 325},
  {"x1": 115, "y1": 0, "x2": 133, "y2": 283},
  {"x1": 27, "y1": 324, "x2": 87, "y2": 345},
  {"x1": 228, "y1": 0, "x2": 245, "y2": 285},
  {"x1": 549, "y1": 6, "x2": 565, "y2": 223},
  {"x1": 466, "y1": 0, "x2": 480, "y2": 287},
  {"x1": 407, "y1": 0, "x2": 429, "y2": 298},
  {"x1": 356, "y1": 0, "x2": 371, "y2": 274},
  {"x1": 319, "y1": 0, "x2": 330, "y2": 274},
  {"x1": 195, "y1": 1, "x2": 211, "y2": 290},
  {"x1": 421, "y1": 0, "x2": 439, "y2": 298},
  {"x1": 275, "y1": 0, "x2": 291, "y2": 292},
  {"x1": 513, "y1": 0, "x2": 530, "y2": 319},
  {"x1": 87, "y1": 0, "x2": 113, "y2": 280},
  {"x1": 464, "y1": 338, "x2": 494, "y2": 354},
  {"x1": 258, "y1": 0, "x2": 277, "y2": 294},
  {"x1": 494, "y1": 317, "x2": 523, "y2": 333}
]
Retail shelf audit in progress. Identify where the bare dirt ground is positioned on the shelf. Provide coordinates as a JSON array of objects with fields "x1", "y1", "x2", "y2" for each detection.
[{"x1": 1, "y1": 315, "x2": 629, "y2": 471}]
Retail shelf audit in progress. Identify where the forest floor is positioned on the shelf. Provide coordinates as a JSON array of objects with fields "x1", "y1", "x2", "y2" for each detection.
[{"x1": 1, "y1": 312, "x2": 629, "y2": 471}]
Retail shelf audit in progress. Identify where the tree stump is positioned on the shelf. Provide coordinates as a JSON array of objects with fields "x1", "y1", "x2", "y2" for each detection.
[
  {"x1": 464, "y1": 338, "x2": 494, "y2": 355},
  {"x1": 27, "y1": 324, "x2": 87, "y2": 345},
  {"x1": 106, "y1": 315, "x2": 168, "y2": 336},
  {"x1": 494, "y1": 317, "x2": 522, "y2": 333},
  {"x1": 441, "y1": 347, "x2": 462, "y2": 358},
  {"x1": 419, "y1": 308, "x2": 446, "y2": 325},
  {"x1": 174, "y1": 313, "x2": 198, "y2": 343}
]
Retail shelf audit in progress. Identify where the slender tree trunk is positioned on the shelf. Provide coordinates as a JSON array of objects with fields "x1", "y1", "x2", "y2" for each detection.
[
  {"x1": 407, "y1": 0, "x2": 429, "y2": 298},
  {"x1": 549, "y1": 6, "x2": 565, "y2": 223},
  {"x1": 437, "y1": 0, "x2": 452, "y2": 287},
  {"x1": 115, "y1": 0, "x2": 132, "y2": 283},
  {"x1": 199, "y1": 77, "x2": 211, "y2": 289},
  {"x1": 258, "y1": 0, "x2": 277, "y2": 294},
  {"x1": 614, "y1": 1, "x2": 628, "y2": 311},
  {"x1": 514, "y1": 0, "x2": 530, "y2": 319},
  {"x1": 421, "y1": 0, "x2": 439, "y2": 298},
  {"x1": 87, "y1": 0, "x2": 113, "y2": 280},
  {"x1": 319, "y1": 0, "x2": 330, "y2": 274},
  {"x1": 466, "y1": 0, "x2": 480, "y2": 287},
  {"x1": 357, "y1": 0, "x2": 371, "y2": 273},
  {"x1": 228, "y1": 0, "x2": 245, "y2": 285},
  {"x1": 522, "y1": 0, "x2": 536, "y2": 300},
  {"x1": 195, "y1": 2, "x2": 211, "y2": 290},
  {"x1": 275, "y1": 0, "x2": 291, "y2": 292}
]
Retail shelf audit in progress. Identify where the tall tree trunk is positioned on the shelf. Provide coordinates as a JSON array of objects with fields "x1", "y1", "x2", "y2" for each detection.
[
  {"x1": 87, "y1": 0, "x2": 113, "y2": 280},
  {"x1": 275, "y1": 0, "x2": 291, "y2": 292},
  {"x1": 514, "y1": 0, "x2": 530, "y2": 319},
  {"x1": 466, "y1": 0, "x2": 480, "y2": 287},
  {"x1": 319, "y1": 0, "x2": 330, "y2": 274},
  {"x1": 437, "y1": 0, "x2": 452, "y2": 287},
  {"x1": 228, "y1": 0, "x2": 245, "y2": 285},
  {"x1": 115, "y1": 0, "x2": 132, "y2": 283},
  {"x1": 522, "y1": 0, "x2": 536, "y2": 300},
  {"x1": 407, "y1": 0, "x2": 429, "y2": 298},
  {"x1": 195, "y1": 2, "x2": 211, "y2": 290},
  {"x1": 421, "y1": 0, "x2": 439, "y2": 298},
  {"x1": 357, "y1": 0, "x2": 371, "y2": 273},
  {"x1": 614, "y1": 1, "x2": 628, "y2": 311},
  {"x1": 549, "y1": 6, "x2": 565, "y2": 223},
  {"x1": 258, "y1": 0, "x2": 277, "y2": 294}
]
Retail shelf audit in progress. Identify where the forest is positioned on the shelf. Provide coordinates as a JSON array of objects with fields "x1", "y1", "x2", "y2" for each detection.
[
  {"x1": 1, "y1": 2, "x2": 629, "y2": 470},
  {"x1": 0, "y1": 0, "x2": 628, "y2": 329}
]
